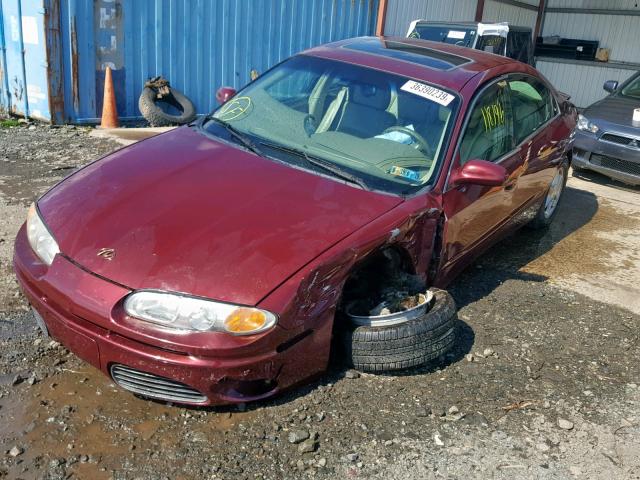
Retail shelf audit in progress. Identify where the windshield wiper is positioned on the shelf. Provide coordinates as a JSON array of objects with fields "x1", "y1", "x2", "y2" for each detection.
[
  {"x1": 259, "y1": 141, "x2": 368, "y2": 190},
  {"x1": 202, "y1": 115, "x2": 265, "y2": 157}
]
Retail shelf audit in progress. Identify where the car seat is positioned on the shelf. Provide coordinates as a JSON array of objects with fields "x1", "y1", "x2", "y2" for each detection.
[
  {"x1": 395, "y1": 91, "x2": 449, "y2": 147},
  {"x1": 333, "y1": 82, "x2": 396, "y2": 138}
]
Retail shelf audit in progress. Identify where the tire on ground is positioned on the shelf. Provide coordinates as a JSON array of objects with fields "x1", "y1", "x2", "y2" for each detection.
[
  {"x1": 138, "y1": 86, "x2": 196, "y2": 127},
  {"x1": 342, "y1": 288, "x2": 457, "y2": 372}
]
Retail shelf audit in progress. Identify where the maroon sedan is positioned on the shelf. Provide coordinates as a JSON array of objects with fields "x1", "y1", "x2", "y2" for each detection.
[{"x1": 14, "y1": 37, "x2": 576, "y2": 406}]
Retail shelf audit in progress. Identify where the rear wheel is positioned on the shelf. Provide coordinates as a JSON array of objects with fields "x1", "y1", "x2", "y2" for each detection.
[{"x1": 529, "y1": 159, "x2": 568, "y2": 229}]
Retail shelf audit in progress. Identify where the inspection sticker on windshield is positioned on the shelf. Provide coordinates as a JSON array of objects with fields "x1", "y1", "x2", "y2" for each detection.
[
  {"x1": 401, "y1": 80, "x2": 455, "y2": 106},
  {"x1": 388, "y1": 166, "x2": 420, "y2": 182}
]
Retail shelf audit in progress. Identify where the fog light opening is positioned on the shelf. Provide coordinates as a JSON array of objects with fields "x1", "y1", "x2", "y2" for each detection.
[{"x1": 221, "y1": 378, "x2": 278, "y2": 400}]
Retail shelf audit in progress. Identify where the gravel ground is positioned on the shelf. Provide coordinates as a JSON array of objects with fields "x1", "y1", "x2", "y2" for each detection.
[{"x1": 0, "y1": 124, "x2": 639, "y2": 480}]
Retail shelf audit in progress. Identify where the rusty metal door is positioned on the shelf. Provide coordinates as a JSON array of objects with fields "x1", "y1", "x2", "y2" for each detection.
[{"x1": 0, "y1": 0, "x2": 50, "y2": 121}]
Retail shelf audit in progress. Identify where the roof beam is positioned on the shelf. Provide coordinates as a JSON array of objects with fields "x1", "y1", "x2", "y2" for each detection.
[
  {"x1": 489, "y1": 0, "x2": 539, "y2": 11},
  {"x1": 475, "y1": 0, "x2": 485, "y2": 22},
  {"x1": 546, "y1": 7, "x2": 640, "y2": 16},
  {"x1": 534, "y1": 0, "x2": 547, "y2": 39},
  {"x1": 376, "y1": 0, "x2": 388, "y2": 36}
]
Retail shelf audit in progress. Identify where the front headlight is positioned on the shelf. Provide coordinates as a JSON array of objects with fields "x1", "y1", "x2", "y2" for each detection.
[
  {"x1": 577, "y1": 114, "x2": 599, "y2": 133},
  {"x1": 26, "y1": 203, "x2": 60, "y2": 266},
  {"x1": 124, "y1": 290, "x2": 278, "y2": 335}
]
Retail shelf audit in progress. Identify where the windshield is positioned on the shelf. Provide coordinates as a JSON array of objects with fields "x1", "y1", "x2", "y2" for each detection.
[
  {"x1": 476, "y1": 35, "x2": 506, "y2": 55},
  {"x1": 203, "y1": 55, "x2": 459, "y2": 195},
  {"x1": 409, "y1": 25, "x2": 476, "y2": 48},
  {"x1": 621, "y1": 74, "x2": 640, "y2": 99}
]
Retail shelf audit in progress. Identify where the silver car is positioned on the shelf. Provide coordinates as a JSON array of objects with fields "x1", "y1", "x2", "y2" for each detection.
[{"x1": 573, "y1": 72, "x2": 640, "y2": 186}]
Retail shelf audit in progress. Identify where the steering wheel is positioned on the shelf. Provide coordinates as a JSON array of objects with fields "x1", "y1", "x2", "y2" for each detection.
[{"x1": 382, "y1": 126, "x2": 433, "y2": 156}]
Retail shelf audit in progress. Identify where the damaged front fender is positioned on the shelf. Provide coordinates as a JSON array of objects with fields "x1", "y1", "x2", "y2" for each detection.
[{"x1": 260, "y1": 196, "x2": 444, "y2": 333}]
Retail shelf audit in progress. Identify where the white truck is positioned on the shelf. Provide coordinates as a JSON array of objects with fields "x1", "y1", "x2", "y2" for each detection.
[{"x1": 406, "y1": 21, "x2": 534, "y2": 65}]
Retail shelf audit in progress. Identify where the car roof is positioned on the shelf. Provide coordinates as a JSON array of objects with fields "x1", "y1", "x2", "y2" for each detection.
[{"x1": 303, "y1": 36, "x2": 517, "y2": 92}]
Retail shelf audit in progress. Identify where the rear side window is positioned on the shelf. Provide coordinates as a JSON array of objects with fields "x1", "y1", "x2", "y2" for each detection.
[
  {"x1": 459, "y1": 80, "x2": 514, "y2": 164},
  {"x1": 508, "y1": 76, "x2": 556, "y2": 144}
]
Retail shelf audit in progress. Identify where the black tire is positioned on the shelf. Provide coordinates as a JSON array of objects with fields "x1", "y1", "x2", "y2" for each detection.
[
  {"x1": 342, "y1": 288, "x2": 457, "y2": 372},
  {"x1": 529, "y1": 159, "x2": 569, "y2": 230},
  {"x1": 138, "y1": 86, "x2": 196, "y2": 126}
]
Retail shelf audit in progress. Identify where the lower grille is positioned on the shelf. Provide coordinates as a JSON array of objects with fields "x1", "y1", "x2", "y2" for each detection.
[
  {"x1": 591, "y1": 154, "x2": 640, "y2": 177},
  {"x1": 110, "y1": 364, "x2": 207, "y2": 404}
]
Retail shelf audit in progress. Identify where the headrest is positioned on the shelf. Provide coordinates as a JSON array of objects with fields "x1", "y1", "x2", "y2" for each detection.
[
  {"x1": 350, "y1": 82, "x2": 390, "y2": 109},
  {"x1": 397, "y1": 90, "x2": 443, "y2": 124}
]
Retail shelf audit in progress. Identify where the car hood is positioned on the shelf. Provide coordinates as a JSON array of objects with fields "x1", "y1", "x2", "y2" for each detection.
[
  {"x1": 39, "y1": 127, "x2": 402, "y2": 306},
  {"x1": 585, "y1": 95, "x2": 640, "y2": 136}
]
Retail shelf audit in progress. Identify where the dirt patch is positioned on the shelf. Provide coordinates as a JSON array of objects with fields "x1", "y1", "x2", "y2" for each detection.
[
  {"x1": 0, "y1": 124, "x2": 120, "y2": 314},
  {"x1": 0, "y1": 124, "x2": 119, "y2": 206},
  {"x1": 523, "y1": 198, "x2": 640, "y2": 279}
]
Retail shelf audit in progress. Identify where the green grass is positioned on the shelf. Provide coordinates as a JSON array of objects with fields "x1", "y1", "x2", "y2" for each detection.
[{"x1": 0, "y1": 118, "x2": 20, "y2": 128}]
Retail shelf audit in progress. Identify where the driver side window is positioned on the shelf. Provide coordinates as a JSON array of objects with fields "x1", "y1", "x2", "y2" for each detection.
[{"x1": 459, "y1": 80, "x2": 514, "y2": 164}]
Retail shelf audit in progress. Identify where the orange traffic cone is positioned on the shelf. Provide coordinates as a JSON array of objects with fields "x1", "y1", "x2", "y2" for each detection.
[{"x1": 100, "y1": 66, "x2": 119, "y2": 128}]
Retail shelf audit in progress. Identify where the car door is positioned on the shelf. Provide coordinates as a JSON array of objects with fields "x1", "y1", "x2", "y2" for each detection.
[
  {"x1": 439, "y1": 77, "x2": 525, "y2": 278},
  {"x1": 508, "y1": 74, "x2": 563, "y2": 212}
]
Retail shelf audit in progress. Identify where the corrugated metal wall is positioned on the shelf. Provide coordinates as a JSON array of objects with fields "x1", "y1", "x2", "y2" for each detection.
[
  {"x1": 59, "y1": 0, "x2": 378, "y2": 123},
  {"x1": 536, "y1": 60, "x2": 635, "y2": 107},
  {"x1": 383, "y1": 0, "x2": 476, "y2": 36},
  {"x1": 483, "y1": 0, "x2": 538, "y2": 30},
  {"x1": 543, "y1": 3, "x2": 640, "y2": 63},
  {"x1": 547, "y1": 0, "x2": 639, "y2": 8},
  {"x1": 538, "y1": 0, "x2": 640, "y2": 107}
]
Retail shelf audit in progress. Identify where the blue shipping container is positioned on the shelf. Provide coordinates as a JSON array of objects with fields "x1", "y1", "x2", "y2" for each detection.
[
  {"x1": 0, "y1": 0, "x2": 52, "y2": 121},
  {"x1": 0, "y1": 0, "x2": 379, "y2": 124}
]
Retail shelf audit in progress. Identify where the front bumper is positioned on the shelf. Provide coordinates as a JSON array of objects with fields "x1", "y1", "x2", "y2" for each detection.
[
  {"x1": 573, "y1": 130, "x2": 640, "y2": 185},
  {"x1": 13, "y1": 224, "x2": 329, "y2": 406}
]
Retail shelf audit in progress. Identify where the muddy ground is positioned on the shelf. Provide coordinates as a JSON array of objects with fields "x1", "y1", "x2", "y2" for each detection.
[{"x1": 0, "y1": 124, "x2": 639, "y2": 480}]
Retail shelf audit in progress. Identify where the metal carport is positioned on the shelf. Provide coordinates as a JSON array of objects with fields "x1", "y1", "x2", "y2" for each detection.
[{"x1": 378, "y1": 0, "x2": 640, "y2": 108}]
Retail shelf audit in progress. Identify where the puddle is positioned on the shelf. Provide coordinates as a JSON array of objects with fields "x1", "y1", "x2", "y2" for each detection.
[
  {"x1": 523, "y1": 199, "x2": 640, "y2": 279},
  {"x1": 520, "y1": 194, "x2": 640, "y2": 314},
  {"x1": 0, "y1": 360, "x2": 257, "y2": 479}
]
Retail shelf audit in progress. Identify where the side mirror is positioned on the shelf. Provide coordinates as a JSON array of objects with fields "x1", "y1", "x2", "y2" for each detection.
[
  {"x1": 216, "y1": 86, "x2": 237, "y2": 104},
  {"x1": 603, "y1": 80, "x2": 618, "y2": 93},
  {"x1": 450, "y1": 159, "x2": 508, "y2": 188}
]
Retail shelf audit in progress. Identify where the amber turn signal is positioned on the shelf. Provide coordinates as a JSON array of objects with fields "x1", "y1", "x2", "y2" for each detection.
[{"x1": 224, "y1": 308, "x2": 270, "y2": 334}]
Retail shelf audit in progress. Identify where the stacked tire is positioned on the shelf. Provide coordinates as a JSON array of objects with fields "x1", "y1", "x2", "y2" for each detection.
[
  {"x1": 138, "y1": 85, "x2": 196, "y2": 127},
  {"x1": 342, "y1": 288, "x2": 457, "y2": 372}
]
